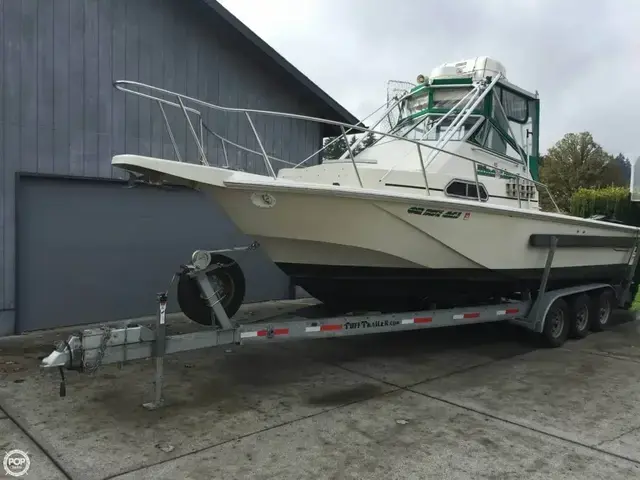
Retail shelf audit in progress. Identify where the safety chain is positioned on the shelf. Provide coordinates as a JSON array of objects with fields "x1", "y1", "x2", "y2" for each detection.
[{"x1": 82, "y1": 325, "x2": 112, "y2": 374}]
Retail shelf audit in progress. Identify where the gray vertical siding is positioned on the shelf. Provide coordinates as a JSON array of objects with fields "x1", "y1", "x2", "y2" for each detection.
[{"x1": 0, "y1": 0, "x2": 326, "y2": 329}]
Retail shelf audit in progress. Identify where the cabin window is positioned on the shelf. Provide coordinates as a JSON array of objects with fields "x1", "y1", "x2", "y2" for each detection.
[
  {"x1": 432, "y1": 88, "x2": 471, "y2": 110},
  {"x1": 405, "y1": 90, "x2": 429, "y2": 116},
  {"x1": 464, "y1": 86, "x2": 532, "y2": 164},
  {"x1": 401, "y1": 116, "x2": 478, "y2": 142},
  {"x1": 445, "y1": 180, "x2": 488, "y2": 201},
  {"x1": 469, "y1": 115, "x2": 526, "y2": 164},
  {"x1": 467, "y1": 183, "x2": 487, "y2": 200},
  {"x1": 487, "y1": 125, "x2": 509, "y2": 156},
  {"x1": 500, "y1": 89, "x2": 528, "y2": 123}
]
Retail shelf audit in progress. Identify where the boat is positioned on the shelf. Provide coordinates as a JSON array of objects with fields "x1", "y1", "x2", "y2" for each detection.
[{"x1": 111, "y1": 56, "x2": 640, "y2": 314}]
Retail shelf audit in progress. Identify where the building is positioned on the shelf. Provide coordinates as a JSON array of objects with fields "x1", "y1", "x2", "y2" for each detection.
[{"x1": 0, "y1": 0, "x2": 358, "y2": 335}]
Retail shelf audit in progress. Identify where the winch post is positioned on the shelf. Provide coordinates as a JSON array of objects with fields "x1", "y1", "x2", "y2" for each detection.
[
  {"x1": 142, "y1": 292, "x2": 168, "y2": 410},
  {"x1": 194, "y1": 270, "x2": 234, "y2": 330}
]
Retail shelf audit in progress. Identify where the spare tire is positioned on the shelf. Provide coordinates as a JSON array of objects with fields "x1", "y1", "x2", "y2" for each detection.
[{"x1": 177, "y1": 254, "x2": 246, "y2": 326}]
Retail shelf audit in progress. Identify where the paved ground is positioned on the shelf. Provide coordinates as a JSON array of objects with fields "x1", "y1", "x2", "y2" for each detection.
[{"x1": 1, "y1": 300, "x2": 640, "y2": 479}]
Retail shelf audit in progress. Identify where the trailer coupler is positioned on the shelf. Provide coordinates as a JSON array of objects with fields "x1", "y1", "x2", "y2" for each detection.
[
  {"x1": 40, "y1": 335, "x2": 82, "y2": 397},
  {"x1": 40, "y1": 322, "x2": 156, "y2": 396}
]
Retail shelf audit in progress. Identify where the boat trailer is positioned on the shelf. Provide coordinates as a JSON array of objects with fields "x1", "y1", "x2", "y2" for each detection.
[{"x1": 40, "y1": 236, "x2": 640, "y2": 410}]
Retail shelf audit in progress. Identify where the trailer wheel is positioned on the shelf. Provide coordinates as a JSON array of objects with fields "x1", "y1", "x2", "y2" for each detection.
[
  {"x1": 177, "y1": 254, "x2": 246, "y2": 326},
  {"x1": 590, "y1": 289, "x2": 614, "y2": 332},
  {"x1": 568, "y1": 294, "x2": 591, "y2": 339},
  {"x1": 541, "y1": 298, "x2": 570, "y2": 348}
]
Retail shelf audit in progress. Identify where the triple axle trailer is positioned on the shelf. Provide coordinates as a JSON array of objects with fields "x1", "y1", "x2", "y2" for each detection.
[{"x1": 40, "y1": 235, "x2": 640, "y2": 409}]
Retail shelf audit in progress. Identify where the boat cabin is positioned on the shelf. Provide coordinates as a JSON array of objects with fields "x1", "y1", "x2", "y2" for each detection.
[
  {"x1": 280, "y1": 57, "x2": 542, "y2": 210},
  {"x1": 392, "y1": 57, "x2": 540, "y2": 181}
]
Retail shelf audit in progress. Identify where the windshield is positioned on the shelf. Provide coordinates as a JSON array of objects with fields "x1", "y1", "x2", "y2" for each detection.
[
  {"x1": 401, "y1": 87, "x2": 472, "y2": 117},
  {"x1": 392, "y1": 114, "x2": 481, "y2": 142}
]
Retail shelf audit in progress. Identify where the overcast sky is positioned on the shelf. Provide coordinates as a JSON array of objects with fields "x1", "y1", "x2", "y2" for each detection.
[{"x1": 217, "y1": 0, "x2": 640, "y2": 160}]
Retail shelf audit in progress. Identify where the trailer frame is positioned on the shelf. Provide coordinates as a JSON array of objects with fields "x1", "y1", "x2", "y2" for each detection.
[{"x1": 40, "y1": 235, "x2": 640, "y2": 409}]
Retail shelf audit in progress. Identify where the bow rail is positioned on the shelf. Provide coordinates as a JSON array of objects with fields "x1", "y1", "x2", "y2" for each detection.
[{"x1": 113, "y1": 79, "x2": 560, "y2": 212}]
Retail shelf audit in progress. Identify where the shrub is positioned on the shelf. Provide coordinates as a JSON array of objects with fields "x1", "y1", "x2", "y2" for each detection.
[
  {"x1": 570, "y1": 186, "x2": 640, "y2": 226},
  {"x1": 571, "y1": 186, "x2": 640, "y2": 303}
]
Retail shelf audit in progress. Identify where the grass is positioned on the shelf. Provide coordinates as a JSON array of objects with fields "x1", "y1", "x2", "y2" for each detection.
[{"x1": 632, "y1": 290, "x2": 640, "y2": 311}]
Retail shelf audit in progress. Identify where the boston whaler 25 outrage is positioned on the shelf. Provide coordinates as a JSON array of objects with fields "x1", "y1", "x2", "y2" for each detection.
[{"x1": 111, "y1": 56, "x2": 640, "y2": 315}]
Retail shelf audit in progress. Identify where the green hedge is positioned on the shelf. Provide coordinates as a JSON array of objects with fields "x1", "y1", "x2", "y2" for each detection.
[
  {"x1": 570, "y1": 186, "x2": 640, "y2": 226},
  {"x1": 571, "y1": 186, "x2": 640, "y2": 304}
]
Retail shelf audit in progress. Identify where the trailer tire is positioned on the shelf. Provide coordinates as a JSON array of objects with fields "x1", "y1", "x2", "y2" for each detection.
[
  {"x1": 541, "y1": 298, "x2": 570, "y2": 348},
  {"x1": 177, "y1": 254, "x2": 246, "y2": 326},
  {"x1": 569, "y1": 293, "x2": 591, "y2": 339},
  {"x1": 590, "y1": 289, "x2": 614, "y2": 332}
]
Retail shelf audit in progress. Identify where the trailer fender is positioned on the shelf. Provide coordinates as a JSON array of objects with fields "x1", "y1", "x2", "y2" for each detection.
[{"x1": 530, "y1": 283, "x2": 613, "y2": 333}]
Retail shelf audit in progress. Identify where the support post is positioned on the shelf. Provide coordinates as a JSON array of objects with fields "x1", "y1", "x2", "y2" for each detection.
[
  {"x1": 530, "y1": 235, "x2": 557, "y2": 330},
  {"x1": 157, "y1": 101, "x2": 183, "y2": 162},
  {"x1": 245, "y1": 112, "x2": 277, "y2": 179},
  {"x1": 142, "y1": 292, "x2": 168, "y2": 410},
  {"x1": 194, "y1": 271, "x2": 234, "y2": 330},
  {"x1": 199, "y1": 117, "x2": 205, "y2": 157},
  {"x1": 416, "y1": 145, "x2": 430, "y2": 195},
  {"x1": 177, "y1": 96, "x2": 209, "y2": 166},
  {"x1": 617, "y1": 234, "x2": 640, "y2": 305},
  {"x1": 473, "y1": 163, "x2": 481, "y2": 201},
  {"x1": 341, "y1": 125, "x2": 363, "y2": 187},
  {"x1": 624, "y1": 235, "x2": 640, "y2": 285},
  {"x1": 221, "y1": 139, "x2": 230, "y2": 167},
  {"x1": 538, "y1": 236, "x2": 557, "y2": 296}
]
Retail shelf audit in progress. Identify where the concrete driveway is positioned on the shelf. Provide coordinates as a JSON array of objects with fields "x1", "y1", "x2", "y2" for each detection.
[{"x1": 1, "y1": 301, "x2": 639, "y2": 479}]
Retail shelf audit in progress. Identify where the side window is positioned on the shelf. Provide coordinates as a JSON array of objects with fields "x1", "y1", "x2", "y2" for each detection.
[
  {"x1": 501, "y1": 89, "x2": 528, "y2": 123},
  {"x1": 468, "y1": 111, "x2": 523, "y2": 163},
  {"x1": 468, "y1": 183, "x2": 488, "y2": 200},
  {"x1": 445, "y1": 180, "x2": 488, "y2": 201},
  {"x1": 446, "y1": 181, "x2": 467, "y2": 197}
]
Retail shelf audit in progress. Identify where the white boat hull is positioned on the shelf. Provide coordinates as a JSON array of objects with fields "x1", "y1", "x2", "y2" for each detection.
[
  {"x1": 112, "y1": 155, "x2": 639, "y2": 309},
  {"x1": 208, "y1": 185, "x2": 634, "y2": 271},
  {"x1": 203, "y1": 180, "x2": 637, "y2": 308}
]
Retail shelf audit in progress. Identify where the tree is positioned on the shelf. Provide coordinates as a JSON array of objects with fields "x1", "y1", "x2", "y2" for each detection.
[
  {"x1": 539, "y1": 132, "x2": 616, "y2": 212},
  {"x1": 356, "y1": 132, "x2": 377, "y2": 152},
  {"x1": 605, "y1": 153, "x2": 632, "y2": 185},
  {"x1": 322, "y1": 135, "x2": 356, "y2": 160},
  {"x1": 322, "y1": 132, "x2": 377, "y2": 160}
]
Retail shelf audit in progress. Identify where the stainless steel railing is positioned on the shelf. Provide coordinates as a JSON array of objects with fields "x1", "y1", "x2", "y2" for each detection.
[{"x1": 113, "y1": 79, "x2": 559, "y2": 212}]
